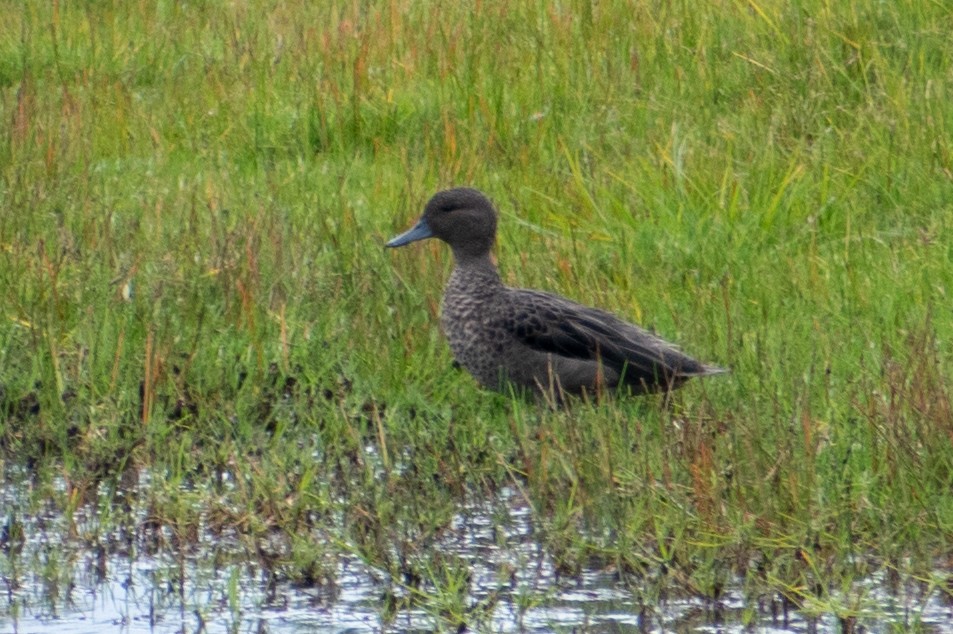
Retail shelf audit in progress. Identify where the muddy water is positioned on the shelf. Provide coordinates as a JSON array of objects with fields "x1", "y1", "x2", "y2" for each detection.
[{"x1": 1, "y1": 471, "x2": 951, "y2": 633}]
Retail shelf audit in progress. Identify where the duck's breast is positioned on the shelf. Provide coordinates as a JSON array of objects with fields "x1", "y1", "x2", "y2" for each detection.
[{"x1": 440, "y1": 271, "x2": 510, "y2": 389}]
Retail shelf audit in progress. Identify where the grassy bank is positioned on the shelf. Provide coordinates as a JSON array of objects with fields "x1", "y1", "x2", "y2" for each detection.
[{"x1": 2, "y1": 0, "x2": 952, "y2": 629}]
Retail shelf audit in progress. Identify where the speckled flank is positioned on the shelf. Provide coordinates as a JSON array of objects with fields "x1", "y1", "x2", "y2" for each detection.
[{"x1": 387, "y1": 188, "x2": 727, "y2": 397}]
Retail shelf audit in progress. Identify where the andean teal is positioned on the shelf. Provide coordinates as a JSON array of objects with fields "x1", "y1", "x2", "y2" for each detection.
[{"x1": 386, "y1": 187, "x2": 727, "y2": 397}]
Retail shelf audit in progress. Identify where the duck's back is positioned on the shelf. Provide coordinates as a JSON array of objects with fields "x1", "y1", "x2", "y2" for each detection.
[{"x1": 497, "y1": 289, "x2": 720, "y2": 392}]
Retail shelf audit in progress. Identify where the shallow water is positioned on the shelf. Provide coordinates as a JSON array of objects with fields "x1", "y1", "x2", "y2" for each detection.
[{"x1": 2, "y1": 471, "x2": 951, "y2": 633}]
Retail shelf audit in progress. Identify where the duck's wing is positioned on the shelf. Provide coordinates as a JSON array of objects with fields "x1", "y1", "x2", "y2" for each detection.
[{"x1": 494, "y1": 289, "x2": 725, "y2": 386}]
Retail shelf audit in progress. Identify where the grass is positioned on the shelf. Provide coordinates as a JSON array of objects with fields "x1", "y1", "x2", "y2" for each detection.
[{"x1": 1, "y1": 0, "x2": 952, "y2": 630}]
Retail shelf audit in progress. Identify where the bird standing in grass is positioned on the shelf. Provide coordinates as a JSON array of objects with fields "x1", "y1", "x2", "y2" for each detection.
[{"x1": 386, "y1": 187, "x2": 727, "y2": 398}]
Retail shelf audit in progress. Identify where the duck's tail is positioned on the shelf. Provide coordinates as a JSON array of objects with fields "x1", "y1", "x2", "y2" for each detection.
[{"x1": 688, "y1": 363, "x2": 730, "y2": 377}]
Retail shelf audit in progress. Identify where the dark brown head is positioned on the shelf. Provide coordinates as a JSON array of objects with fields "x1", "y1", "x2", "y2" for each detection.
[{"x1": 386, "y1": 188, "x2": 498, "y2": 260}]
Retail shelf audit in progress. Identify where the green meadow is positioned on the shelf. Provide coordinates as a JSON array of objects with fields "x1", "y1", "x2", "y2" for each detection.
[{"x1": 2, "y1": 0, "x2": 952, "y2": 629}]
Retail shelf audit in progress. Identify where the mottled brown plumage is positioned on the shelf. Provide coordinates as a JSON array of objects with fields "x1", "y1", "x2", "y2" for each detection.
[{"x1": 386, "y1": 187, "x2": 727, "y2": 397}]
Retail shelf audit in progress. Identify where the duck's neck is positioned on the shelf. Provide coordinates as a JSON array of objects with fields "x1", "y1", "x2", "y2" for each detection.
[{"x1": 448, "y1": 252, "x2": 503, "y2": 293}]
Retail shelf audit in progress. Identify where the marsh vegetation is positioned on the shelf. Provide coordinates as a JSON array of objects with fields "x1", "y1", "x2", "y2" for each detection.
[{"x1": 2, "y1": 1, "x2": 952, "y2": 631}]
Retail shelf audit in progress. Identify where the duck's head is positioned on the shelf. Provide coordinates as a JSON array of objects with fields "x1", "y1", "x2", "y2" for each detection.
[{"x1": 386, "y1": 188, "x2": 497, "y2": 260}]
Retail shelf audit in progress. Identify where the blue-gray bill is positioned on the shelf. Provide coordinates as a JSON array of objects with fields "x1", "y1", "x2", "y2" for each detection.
[{"x1": 386, "y1": 218, "x2": 433, "y2": 248}]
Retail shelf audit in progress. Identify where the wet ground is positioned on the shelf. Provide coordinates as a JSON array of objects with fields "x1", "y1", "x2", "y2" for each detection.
[{"x1": 2, "y1": 470, "x2": 952, "y2": 633}]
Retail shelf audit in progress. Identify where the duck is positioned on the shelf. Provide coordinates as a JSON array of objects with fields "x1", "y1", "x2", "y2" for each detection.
[{"x1": 386, "y1": 187, "x2": 727, "y2": 398}]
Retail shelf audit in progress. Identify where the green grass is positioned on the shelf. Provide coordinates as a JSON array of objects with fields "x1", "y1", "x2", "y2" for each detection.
[{"x1": 2, "y1": 0, "x2": 952, "y2": 629}]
